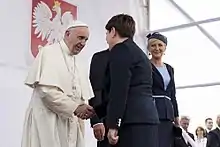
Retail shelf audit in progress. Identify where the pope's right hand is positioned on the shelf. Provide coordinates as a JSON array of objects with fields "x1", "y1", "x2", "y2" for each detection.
[{"x1": 74, "y1": 104, "x2": 95, "y2": 119}]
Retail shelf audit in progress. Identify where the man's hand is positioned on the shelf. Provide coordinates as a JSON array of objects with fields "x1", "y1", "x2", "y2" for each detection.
[
  {"x1": 107, "y1": 129, "x2": 119, "y2": 145},
  {"x1": 74, "y1": 104, "x2": 95, "y2": 119},
  {"x1": 93, "y1": 123, "x2": 105, "y2": 141},
  {"x1": 174, "y1": 117, "x2": 180, "y2": 126}
]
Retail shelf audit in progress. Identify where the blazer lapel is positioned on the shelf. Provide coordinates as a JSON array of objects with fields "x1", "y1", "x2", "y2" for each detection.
[
  {"x1": 164, "y1": 63, "x2": 173, "y2": 90},
  {"x1": 152, "y1": 64, "x2": 164, "y2": 89},
  {"x1": 152, "y1": 63, "x2": 174, "y2": 91}
]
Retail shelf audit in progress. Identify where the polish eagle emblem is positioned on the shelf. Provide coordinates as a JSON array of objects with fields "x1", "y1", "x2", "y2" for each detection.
[{"x1": 31, "y1": 0, "x2": 76, "y2": 57}]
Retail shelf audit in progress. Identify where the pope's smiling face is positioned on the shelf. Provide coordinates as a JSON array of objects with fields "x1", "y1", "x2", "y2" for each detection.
[{"x1": 65, "y1": 26, "x2": 89, "y2": 55}]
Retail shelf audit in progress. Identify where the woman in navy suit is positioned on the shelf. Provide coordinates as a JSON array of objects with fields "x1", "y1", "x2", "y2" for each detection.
[{"x1": 147, "y1": 32, "x2": 180, "y2": 147}]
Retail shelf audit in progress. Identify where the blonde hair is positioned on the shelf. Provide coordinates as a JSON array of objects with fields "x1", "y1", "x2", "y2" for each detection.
[{"x1": 147, "y1": 38, "x2": 166, "y2": 49}]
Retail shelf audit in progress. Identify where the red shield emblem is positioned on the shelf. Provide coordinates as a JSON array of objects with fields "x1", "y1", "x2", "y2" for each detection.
[{"x1": 31, "y1": 0, "x2": 77, "y2": 57}]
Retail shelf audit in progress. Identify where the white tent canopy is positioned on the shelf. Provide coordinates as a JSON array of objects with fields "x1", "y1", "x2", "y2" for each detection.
[{"x1": 0, "y1": 0, "x2": 219, "y2": 147}]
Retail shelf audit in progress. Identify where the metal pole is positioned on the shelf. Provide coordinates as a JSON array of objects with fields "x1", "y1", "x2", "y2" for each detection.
[
  {"x1": 146, "y1": 0, "x2": 150, "y2": 56},
  {"x1": 168, "y1": 0, "x2": 220, "y2": 50},
  {"x1": 176, "y1": 82, "x2": 220, "y2": 89},
  {"x1": 146, "y1": 0, "x2": 150, "y2": 31},
  {"x1": 142, "y1": 0, "x2": 150, "y2": 56},
  {"x1": 146, "y1": 17, "x2": 220, "y2": 34}
]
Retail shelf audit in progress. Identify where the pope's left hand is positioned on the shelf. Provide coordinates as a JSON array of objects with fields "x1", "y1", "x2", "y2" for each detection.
[{"x1": 107, "y1": 129, "x2": 119, "y2": 145}]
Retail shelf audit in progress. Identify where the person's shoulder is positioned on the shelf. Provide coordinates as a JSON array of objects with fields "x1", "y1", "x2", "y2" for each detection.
[
  {"x1": 92, "y1": 49, "x2": 109, "y2": 57},
  {"x1": 96, "y1": 49, "x2": 109, "y2": 54},
  {"x1": 211, "y1": 128, "x2": 219, "y2": 133},
  {"x1": 164, "y1": 63, "x2": 173, "y2": 68},
  {"x1": 111, "y1": 41, "x2": 130, "y2": 54},
  {"x1": 36, "y1": 43, "x2": 61, "y2": 62},
  {"x1": 110, "y1": 43, "x2": 130, "y2": 59},
  {"x1": 40, "y1": 42, "x2": 58, "y2": 51},
  {"x1": 207, "y1": 129, "x2": 217, "y2": 137},
  {"x1": 39, "y1": 43, "x2": 59, "y2": 55},
  {"x1": 164, "y1": 63, "x2": 175, "y2": 71}
]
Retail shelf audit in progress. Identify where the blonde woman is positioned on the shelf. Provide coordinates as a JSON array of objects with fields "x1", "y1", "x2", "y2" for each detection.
[{"x1": 147, "y1": 32, "x2": 179, "y2": 147}]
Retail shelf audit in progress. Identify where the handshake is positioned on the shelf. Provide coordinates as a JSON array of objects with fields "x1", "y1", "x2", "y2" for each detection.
[{"x1": 74, "y1": 104, "x2": 96, "y2": 119}]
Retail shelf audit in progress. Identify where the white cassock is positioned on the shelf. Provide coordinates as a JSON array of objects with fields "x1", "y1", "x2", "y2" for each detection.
[{"x1": 21, "y1": 39, "x2": 94, "y2": 147}]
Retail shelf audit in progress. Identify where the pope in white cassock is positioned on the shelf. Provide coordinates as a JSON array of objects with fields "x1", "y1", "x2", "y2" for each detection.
[{"x1": 21, "y1": 21, "x2": 95, "y2": 147}]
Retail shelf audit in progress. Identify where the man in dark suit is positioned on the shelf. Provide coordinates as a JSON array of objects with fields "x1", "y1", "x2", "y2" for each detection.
[
  {"x1": 178, "y1": 116, "x2": 195, "y2": 147},
  {"x1": 173, "y1": 116, "x2": 195, "y2": 147},
  {"x1": 180, "y1": 116, "x2": 194, "y2": 139},
  {"x1": 207, "y1": 115, "x2": 220, "y2": 147},
  {"x1": 205, "y1": 118, "x2": 214, "y2": 136},
  {"x1": 94, "y1": 14, "x2": 159, "y2": 147},
  {"x1": 89, "y1": 49, "x2": 110, "y2": 147}
]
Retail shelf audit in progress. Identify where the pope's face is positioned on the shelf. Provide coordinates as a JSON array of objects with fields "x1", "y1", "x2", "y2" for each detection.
[{"x1": 65, "y1": 26, "x2": 89, "y2": 55}]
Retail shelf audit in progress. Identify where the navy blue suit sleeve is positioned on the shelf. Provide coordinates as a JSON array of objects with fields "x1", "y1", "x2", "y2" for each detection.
[
  {"x1": 90, "y1": 115, "x2": 102, "y2": 127},
  {"x1": 89, "y1": 53, "x2": 99, "y2": 88},
  {"x1": 106, "y1": 44, "x2": 132, "y2": 129},
  {"x1": 171, "y1": 67, "x2": 179, "y2": 117},
  {"x1": 89, "y1": 54, "x2": 102, "y2": 126}
]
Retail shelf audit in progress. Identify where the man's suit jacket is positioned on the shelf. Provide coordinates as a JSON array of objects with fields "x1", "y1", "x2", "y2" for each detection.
[
  {"x1": 173, "y1": 132, "x2": 194, "y2": 147},
  {"x1": 151, "y1": 63, "x2": 179, "y2": 121},
  {"x1": 95, "y1": 38, "x2": 159, "y2": 129},
  {"x1": 187, "y1": 132, "x2": 195, "y2": 147},
  {"x1": 188, "y1": 132, "x2": 195, "y2": 141},
  {"x1": 89, "y1": 49, "x2": 109, "y2": 126},
  {"x1": 207, "y1": 128, "x2": 220, "y2": 147},
  {"x1": 205, "y1": 129, "x2": 211, "y2": 137}
]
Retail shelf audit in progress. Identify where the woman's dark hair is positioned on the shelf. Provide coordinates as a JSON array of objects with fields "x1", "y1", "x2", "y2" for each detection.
[
  {"x1": 105, "y1": 14, "x2": 135, "y2": 39},
  {"x1": 195, "y1": 126, "x2": 206, "y2": 137}
]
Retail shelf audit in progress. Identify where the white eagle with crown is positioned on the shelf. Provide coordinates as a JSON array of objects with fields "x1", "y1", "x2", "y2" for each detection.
[{"x1": 32, "y1": 0, "x2": 75, "y2": 48}]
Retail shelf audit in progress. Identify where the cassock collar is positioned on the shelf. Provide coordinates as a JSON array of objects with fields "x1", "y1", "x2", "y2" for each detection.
[{"x1": 60, "y1": 40, "x2": 73, "y2": 56}]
